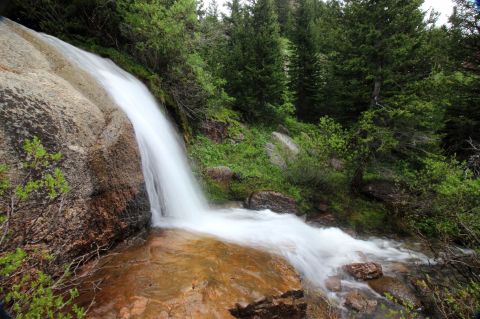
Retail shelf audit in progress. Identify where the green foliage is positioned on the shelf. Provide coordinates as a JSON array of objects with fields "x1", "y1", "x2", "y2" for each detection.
[
  {"x1": 116, "y1": 0, "x2": 211, "y2": 118},
  {"x1": 381, "y1": 292, "x2": 420, "y2": 319},
  {"x1": 400, "y1": 155, "x2": 480, "y2": 244},
  {"x1": 0, "y1": 164, "x2": 10, "y2": 197},
  {"x1": 348, "y1": 201, "x2": 387, "y2": 233},
  {"x1": 285, "y1": 116, "x2": 349, "y2": 190},
  {"x1": 274, "y1": 0, "x2": 294, "y2": 36},
  {"x1": 5, "y1": 263, "x2": 85, "y2": 319},
  {"x1": 290, "y1": 0, "x2": 326, "y2": 121},
  {"x1": 0, "y1": 248, "x2": 26, "y2": 277},
  {"x1": 223, "y1": 0, "x2": 289, "y2": 122},
  {"x1": 309, "y1": 0, "x2": 432, "y2": 122},
  {"x1": 6, "y1": 0, "x2": 120, "y2": 47},
  {"x1": 116, "y1": 0, "x2": 198, "y2": 68},
  {"x1": 189, "y1": 128, "x2": 301, "y2": 202},
  {"x1": 432, "y1": 280, "x2": 480, "y2": 319},
  {"x1": 0, "y1": 138, "x2": 84, "y2": 318},
  {"x1": 14, "y1": 137, "x2": 70, "y2": 201}
]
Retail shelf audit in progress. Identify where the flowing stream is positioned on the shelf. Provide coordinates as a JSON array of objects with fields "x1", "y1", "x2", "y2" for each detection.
[{"x1": 42, "y1": 35, "x2": 425, "y2": 293}]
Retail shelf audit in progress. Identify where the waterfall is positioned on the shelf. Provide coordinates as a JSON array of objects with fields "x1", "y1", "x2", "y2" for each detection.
[{"x1": 43, "y1": 35, "x2": 424, "y2": 291}]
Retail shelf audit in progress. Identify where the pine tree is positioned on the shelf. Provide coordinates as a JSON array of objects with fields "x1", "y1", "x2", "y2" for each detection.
[
  {"x1": 337, "y1": 0, "x2": 430, "y2": 120},
  {"x1": 442, "y1": 0, "x2": 480, "y2": 157},
  {"x1": 223, "y1": 0, "x2": 249, "y2": 110},
  {"x1": 247, "y1": 0, "x2": 287, "y2": 120},
  {"x1": 274, "y1": 0, "x2": 295, "y2": 36},
  {"x1": 224, "y1": 0, "x2": 287, "y2": 121},
  {"x1": 290, "y1": 0, "x2": 324, "y2": 121}
]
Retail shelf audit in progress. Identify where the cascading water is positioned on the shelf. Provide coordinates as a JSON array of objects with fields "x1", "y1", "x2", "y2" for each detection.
[{"x1": 43, "y1": 35, "x2": 425, "y2": 293}]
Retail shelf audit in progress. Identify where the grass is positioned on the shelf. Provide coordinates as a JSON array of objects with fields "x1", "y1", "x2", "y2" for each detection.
[{"x1": 189, "y1": 125, "x2": 302, "y2": 204}]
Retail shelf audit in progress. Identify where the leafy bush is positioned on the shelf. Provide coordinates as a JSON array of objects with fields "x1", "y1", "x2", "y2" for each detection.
[
  {"x1": 399, "y1": 155, "x2": 480, "y2": 244},
  {"x1": 285, "y1": 116, "x2": 349, "y2": 190},
  {"x1": 430, "y1": 280, "x2": 480, "y2": 319},
  {"x1": 189, "y1": 127, "x2": 301, "y2": 203},
  {"x1": 0, "y1": 137, "x2": 84, "y2": 318}
]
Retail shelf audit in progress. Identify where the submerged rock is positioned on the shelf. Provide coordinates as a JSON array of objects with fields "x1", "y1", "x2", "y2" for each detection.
[
  {"x1": 325, "y1": 276, "x2": 342, "y2": 292},
  {"x1": 246, "y1": 191, "x2": 298, "y2": 214},
  {"x1": 368, "y1": 276, "x2": 421, "y2": 308},
  {"x1": 343, "y1": 262, "x2": 383, "y2": 280},
  {"x1": 0, "y1": 19, "x2": 149, "y2": 263},
  {"x1": 76, "y1": 229, "x2": 303, "y2": 319},
  {"x1": 344, "y1": 290, "x2": 377, "y2": 314}
]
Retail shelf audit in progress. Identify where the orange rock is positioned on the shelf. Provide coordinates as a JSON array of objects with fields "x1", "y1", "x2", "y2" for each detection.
[{"x1": 77, "y1": 229, "x2": 303, "y2": 319}]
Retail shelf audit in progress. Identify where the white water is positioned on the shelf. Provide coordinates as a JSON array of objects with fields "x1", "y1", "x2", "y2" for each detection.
[{"x1": 43, "y1": 35, "x2": 425, "y2": 291}]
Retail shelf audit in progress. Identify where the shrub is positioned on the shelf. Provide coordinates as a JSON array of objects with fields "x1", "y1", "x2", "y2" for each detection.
[{"x1": 0, "y1": 137, "x2": 84, "y2": 318}]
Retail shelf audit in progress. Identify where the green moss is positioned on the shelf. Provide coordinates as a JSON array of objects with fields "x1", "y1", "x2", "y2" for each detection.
[{"x1": 348, "y1": 200, "x2": 387, "y2": 232}]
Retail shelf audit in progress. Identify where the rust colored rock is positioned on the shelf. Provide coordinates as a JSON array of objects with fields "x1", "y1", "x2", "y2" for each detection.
[
  {"x1": 230, "y1": 290, "x2": 307, "y2": 319},
  {"x1": 0, "y1": 19, "x2": 150, "y2": 264},
  {"x1": 344, "y1": 290, "x2": 377, "y2": 313},
  {"x1": 76, "y1": 230, "x2": 303, "y2": 319},
  {"x1": 368, "y1": 276, "x2": 421, "y2": 308},
  {"x1": 246, "y1": 191, "x2": 299, "y2": 214},
  {"x1": 201, "y1": 119, "x2": 229, "y2": 143},
  {"x1": 343, "y1": 262, "x2": 383, "y2": 280}
]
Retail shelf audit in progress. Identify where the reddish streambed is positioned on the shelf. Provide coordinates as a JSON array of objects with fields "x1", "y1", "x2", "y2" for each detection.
[{"x1": 76, "y1": 229, "x2": 313, "y2": 318}]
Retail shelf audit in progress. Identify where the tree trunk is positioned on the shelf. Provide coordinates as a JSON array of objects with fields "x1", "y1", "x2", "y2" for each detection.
[
  {"x1": 351, "y1": 164, "x2": 365, "y2": 193},
  {"x1": 371, "y1": 65, "x2": 382, "y2": 107}
]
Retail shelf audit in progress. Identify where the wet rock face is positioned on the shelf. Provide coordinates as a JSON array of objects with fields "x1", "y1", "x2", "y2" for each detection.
[
  {"x1": 0, "y1": 19, "x2": 150, "y2": 263},
  {"x1": 344, "y1": 290, "x2": 378, "y2": 314},
  {"x1": 368, "y1": 276, "x2": 421, "y2": 308},
  {"x1": 230, "y1": 290, "x2": 307, "y2": 319},
  {"x1": 343, "y1": 262, "x2": 383, "y2": 280},
  {"x1": 76, "y1": 230, "x2": 303, "y2": 319},
  {"x1": 246, "y1": 191, "x2": 299, "y2": 215},
  {"x1": 325, "y1": 276, "x2": 342, "y2": 292}
]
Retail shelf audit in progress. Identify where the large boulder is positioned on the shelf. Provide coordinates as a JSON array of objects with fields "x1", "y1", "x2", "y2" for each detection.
[
  {"x1": 0, "y1": 19, "x2": 150, "y2": 263},
  {"x1": 246, "y1": 191, "x2": 299, "y2": 215},
  {"x1": 266, "y1": 131, "x2": 299, "y2": 168}
]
